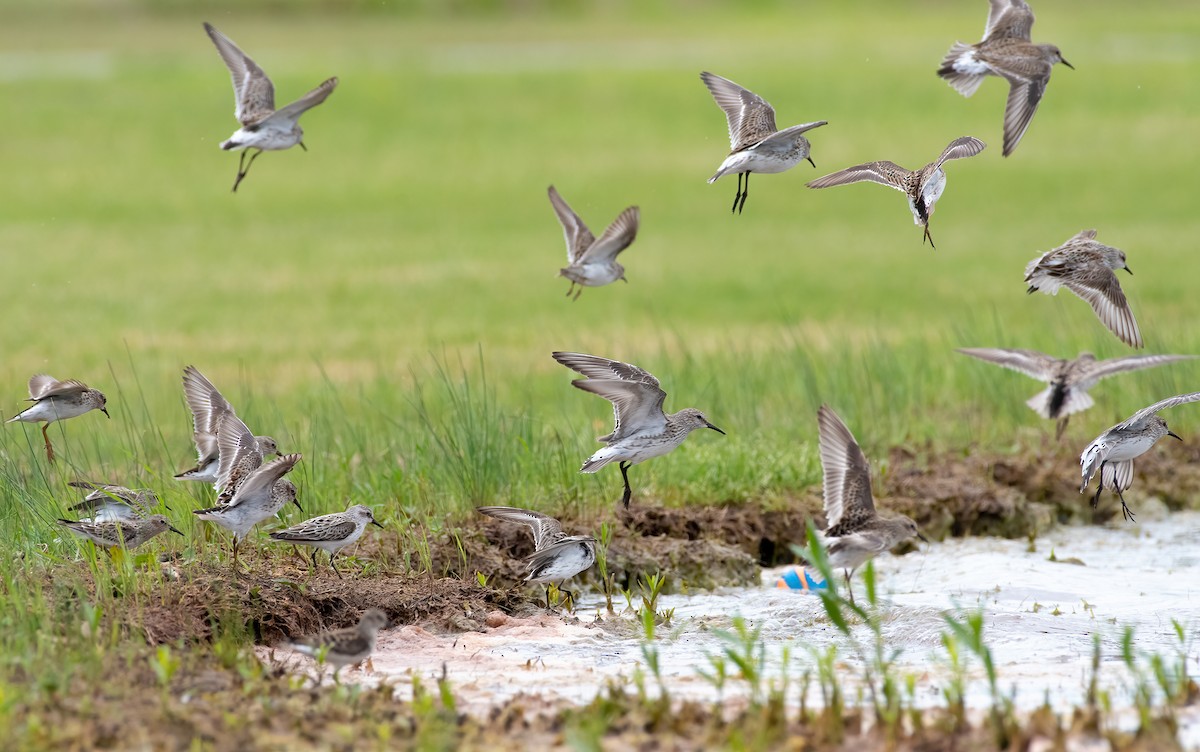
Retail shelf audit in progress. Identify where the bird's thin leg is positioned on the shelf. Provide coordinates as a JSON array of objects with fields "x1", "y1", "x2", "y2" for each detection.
[
  {"x1": 618, "y1": 461, "x2": 633, "y2": 509},
  {"x1": 231, "y1": 538, "x2": 240, "y2": 574},
  {"x1": 1091, "y1": 461, "x2": 1106, "y2": 509},
  {"x1": 1056, "y1": 416, "x2": 1069, "y2": 441},
  {"x1": 544, "y1": 584, "x2": 552, "y2": 610},
  {"x1": 330, "y1": 552, "x2": 343, "y2": 579},
  {"x1": 565, "y1": 281, "x2": 575, "y2": 298},
  {"x1": 1116, "y1": 489, "x2": 1136, "y2": 523},
  {"x1": 922, "y1": 222, "x2": 936, "y2": 250},
  {"x1": 233, "y1": 150, "x2": 249, "y2": 190},
  {"x1": 573, "y1": 286, "x2": 583, "y2": 302},
  {"x1": 231, "y1": 149, "x2": 263, "y2": 193},
  {"x1": 41, "y1": 423, "x2": 55, "y2": 463},
  {"x1": 730, "y1": 172, "x2": 742, "y2": 214},
  {"x1": 843, "y1": 569, "x2": 855, "y2": 607},
  {"x1": 737, "y1": 173, "x2": 750, "y2": 214},
  {"x1": 310, "y1": 548, "x2": 319, "y2": 571}
]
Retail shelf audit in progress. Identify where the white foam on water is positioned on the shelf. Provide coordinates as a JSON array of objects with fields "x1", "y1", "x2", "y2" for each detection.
[{"x1": 281, "y1": 512, "x2": 1200, "y2": 746}]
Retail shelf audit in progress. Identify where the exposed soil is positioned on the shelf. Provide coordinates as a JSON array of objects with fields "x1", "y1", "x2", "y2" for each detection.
[{"x1": 35, "y1": 441, "x2": 1200, "y2": 652}]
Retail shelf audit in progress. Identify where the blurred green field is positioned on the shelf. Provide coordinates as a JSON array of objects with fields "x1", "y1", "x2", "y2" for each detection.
[{"x1": 1, "y1": 1, "x2": 1199, "y2": 537}]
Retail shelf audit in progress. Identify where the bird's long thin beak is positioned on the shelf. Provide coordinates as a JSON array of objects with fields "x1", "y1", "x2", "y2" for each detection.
[
  {"x1": 1123, "y1": 266, "x2": 1133, "y2": 275},
  {"x1": 371, "y1": 519, "x2": 384, "y2": 528},
  {"x1": 101, "y1": 408, "x2": 111, "y2": 418},
  {"x1": 299, "y1": 141, "x2": 308, "y2": 152},
  {"x1": 169, "y1": 525, "x2": 184, "y2": 536},
  {"x1": 706, "y1": 421, "x2": 726, "y2": 435},
  {"x1": 1061, "y1": 58, "x2": 1074, "y2": 70},
  {"x1": 1168, "y1": 431, "x2": 1183, "y2": 441},
  {"x1": 917, "y1": 532, "x2": 929, "y2": 543},
  {"x1": 806, "y1": 156, "x2": 816, "y2": 168}
]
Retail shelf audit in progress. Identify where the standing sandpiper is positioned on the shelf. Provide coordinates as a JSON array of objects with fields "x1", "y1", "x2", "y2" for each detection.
[
  {"x1": 6, "y1": 375, "x2": 109, "y2": 463},
  {"x1": 806, "y1": 137, "x2": 986, "y2": 248},
  {"x1": 548, "y1": 186, "x2": 640, "y2": 301},
  {"x1": 203, "y1": 22, "x2": 338, "y2": 192},
  {"x1": 553, "y1": 352, "x2": 725, "y2": 508},
  {"x1": 1024, "y1": 230, "x2": 1141, "y2": 348},
  {"x1": 194, "y1": 453, "x2": 302, "y2": 567},
  {"x1": 268, "y1": 504, "x2": 383, "y2": 577},
  {"x1": 938, "y1": 0, "x2": 1072, "y2": 156},
  {"x1": 700, "y1": 71, "x2": 827, "y2": 214},
  {"x1": 815, "y1": 405, "x2": 926, "y2": 604},
  {"x1": 478, "y1": 506, "x2": 596, "y2": 608},
  {"x1": 57, "y1": 514, "x2": 182, "y2": 551},
  {"x1": 1080, "y1": 392, "x2": 1200, "y2": 522},
  {"x1": 957, "y1": 349, "x2": 1194, "y2": 438},
  {"x1": 286, "y1": 609, "x2": 389, "y2": 680}
]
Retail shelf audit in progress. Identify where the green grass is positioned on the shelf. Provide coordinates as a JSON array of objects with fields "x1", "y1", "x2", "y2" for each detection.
[{"x1": 0, "y1": 4, "x2": 1198, "y2": 744}]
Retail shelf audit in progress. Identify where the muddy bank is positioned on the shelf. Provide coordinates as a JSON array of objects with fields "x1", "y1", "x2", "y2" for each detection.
[{"x1": 37, "y1": 442, "x2": 1200, "y2": 649}]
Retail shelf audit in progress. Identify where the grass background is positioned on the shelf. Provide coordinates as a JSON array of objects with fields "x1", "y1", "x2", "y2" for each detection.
[{"x1": 0, "y1": 0, "x2": 1198, "y2": 548}]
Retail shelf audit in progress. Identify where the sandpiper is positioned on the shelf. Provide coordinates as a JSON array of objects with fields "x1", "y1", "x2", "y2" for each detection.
[
  {"x1": 548, "y1": 186, "x2": 639, "y2": 300},
  {"x1": 174, "y1": 366, "x2": 279, "y2": 484},
  {"x1": 1024, "y1": 230, "x2": 1141, "y2": 348},
  {"x1": 1080, "y1": 392, "x2": 1200, "y2": 522},
  {"x1": 269, "y1": 504, "x2": 383, "y2": 577},
  {"x1": 194, "y1": 453, "x2": 302, "y2": 567},
  {"x1": 286, "y1": 608, "x2": 389, "y2": 680},
  {"x1": 700, "y1": 71, "x2": 827, "y2": 214},
  {"x1": 203, "y1": 22, "x2": 338, "y2": 192},
  {"x1": 478, "y1": 506, "x2": 596, "y2": 607},
  {"x1": 938, "y1": 0, "x2": 1072, "y2": 156},
  {"x1": 552, "y1": 352, "x2": 725, "y2": 508},
  {"x1": 57, "y1": 514, "x2": 182, "y2": 551},
  {"x1": 67, "y1": 481, "x2": 162, "y2": 522},
  {"x1": 816, "y1": 405, "x2": 926, "y2": 604},
  {"x1": 6, "y1": 375, "x2": 109, "y2": 462},
  {"x1": 957, "y1": 349, "x2": 1193, "y2": 438},
  {"x1": 213, "y1": 410, "x2": 287, "y2": 507},
  {"x1": 806, "y1": 136, "x2": 986, "y2": 248}
]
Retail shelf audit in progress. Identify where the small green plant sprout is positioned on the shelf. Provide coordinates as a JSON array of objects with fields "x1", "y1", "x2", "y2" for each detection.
[
  {"x1": 80, "y1": 601, "x2": 103, "y2": 643},
  {"x1": 696, "y1": 652, "x2": 729, "y2": 706},
  {"x1": 620, "y1": 587, "x2": 635, "y2": 614},
  {"x1": 637, "y1": 606, "x2": 670, "y2": 708},
  {"x1": 1119, "y1": 620, "x2": 1198, "y2": 733},
  {"x1": 942, "y1": 609, "x2": 1016, "y2": 748},
  {"x1": 474, "y1": 571, "x2": 489, "y2": 588},
  {"x1": 809, "y1": 643, "x2": 844, "y2": 745},
  {"x1": 707, "y1": 617, "x2": 767, "y2": 705},
  {"x1": 938, "y1": 622, "x2": 967, "y2": 730},
  {"x1": 150, "y1": 645, "x2": 180, "y2": 691},
  {"x1": 595, "y1": 521, "x2": 616, "y2": 614},
  {"x1": 637, "y1": 572, "x2": 672, "y2": 624}
]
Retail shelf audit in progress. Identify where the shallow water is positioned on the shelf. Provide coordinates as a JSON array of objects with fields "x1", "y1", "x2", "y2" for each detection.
[{"x1": 293, "y1": 511, "x2": 1200, "y2": 745}]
